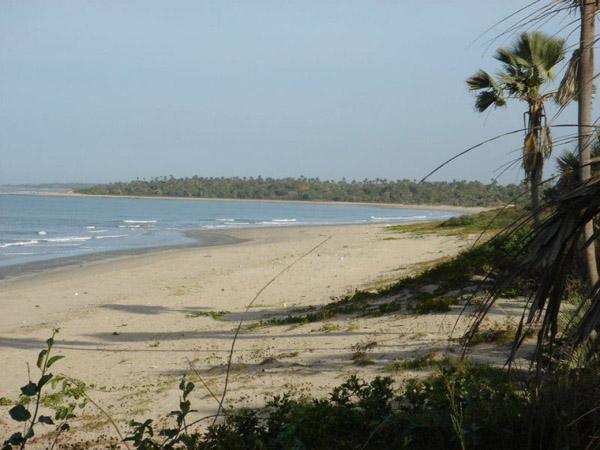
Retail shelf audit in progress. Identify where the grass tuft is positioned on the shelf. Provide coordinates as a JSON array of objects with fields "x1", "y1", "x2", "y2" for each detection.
[{"x1": 185, "y1": 310, "x2": 231, "y2": 320}]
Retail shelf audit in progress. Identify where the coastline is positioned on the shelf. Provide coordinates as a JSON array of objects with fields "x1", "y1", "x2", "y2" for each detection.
[
  {"x1": 0, "y1": 230, "x2": 248, "y2": 282},
  {"x1": 4, "y1": 190, "x2": 490, "y2": 214},
  {"x1": 0, "y1": 219, "x2": 441, "y2": 283},
  {"x1": 0, "y1": 220, "x2": 422, "y2": 283}
]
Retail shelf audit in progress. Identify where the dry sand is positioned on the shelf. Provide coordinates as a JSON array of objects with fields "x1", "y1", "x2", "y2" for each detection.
[{"x1": 0, "y1": 224, "x2": 521, "y2": 447}]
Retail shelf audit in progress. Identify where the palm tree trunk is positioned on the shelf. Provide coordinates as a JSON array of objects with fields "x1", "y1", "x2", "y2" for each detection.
[
  {"x1": 578, "y1": 0, "x2": 598, "y2": 285},
  {"x1": 530, "y1": 158, "x2": 542, "y2": 229},
  {"x1": 527, "y1": 107, "x2": 543, "y2": 228}
]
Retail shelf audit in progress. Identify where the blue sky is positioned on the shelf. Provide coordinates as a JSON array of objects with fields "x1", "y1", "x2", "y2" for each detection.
[{"x1": 0, "y1": 0, "x2": 583, "y2": 184}]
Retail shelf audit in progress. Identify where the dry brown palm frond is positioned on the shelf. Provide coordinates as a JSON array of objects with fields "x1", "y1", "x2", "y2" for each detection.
[
  {"x1": 523, "y1": 131, "x2": 539, "y2": 174},
  {"x1": 541, "y1": 125, "x2": 553, "y2": 157},
  {"x1": 556, "y1": 48, "x2": 580, "y2": 106}
]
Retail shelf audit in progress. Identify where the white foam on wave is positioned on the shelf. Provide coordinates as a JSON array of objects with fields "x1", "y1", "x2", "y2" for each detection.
[
  {"x1": 370, "y1": 215, "x2": 427, "y2": 221},
  {"x1": 217, "y1": 218, "x2": 235, "y2": 222},
  {"x1": 87, "y1": 229, "x2": 108, "y2": 233},
  {"x1": 205, "y1": 220, "x2": 299, "y2": 229},
  {"x1": 84, "y1": 226, "x2": 95, "y2": 229},
  {"x1": 122, "y1": 220, "x2": 157, "y2": 224},
  {"x1": 3, "y1": 251, "x2": 37, "y2": 256},
  {"x1": 202, "y1": 224, "x2": 230, "y2": 229},
  {"x1": 46, "y1": 236, "x2": 92, "y2": 243},
  {"x1": 1, "y1": 233, "x2": 131, "y2": 248},
  {"x1": 38, "y1": 231, "x2": 47, "y2": 235},
  {"x1": 257, "y1": 221, "x2": 297, "y2": 226},
  {"x1": 119, "y1": 224, "x2": 141, "y2": 228},
  {"x1": 0, "y1": 240, "x2": 39, "y2": 248}
]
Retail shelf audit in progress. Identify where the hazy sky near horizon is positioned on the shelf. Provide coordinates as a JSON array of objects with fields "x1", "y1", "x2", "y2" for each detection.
[{"x1": 0, "y1": 1, "x2": 584, "y2": 184}]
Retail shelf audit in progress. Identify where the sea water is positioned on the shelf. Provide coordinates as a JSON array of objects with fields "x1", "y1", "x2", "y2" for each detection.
[{"x1": 0, "y1": 188, "x2": 460, "y2": 268}]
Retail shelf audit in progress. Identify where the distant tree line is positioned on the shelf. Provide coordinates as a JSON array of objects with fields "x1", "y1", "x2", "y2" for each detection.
[{"x1": 75, "y1": 176, "x2": 524, "y2": 207}]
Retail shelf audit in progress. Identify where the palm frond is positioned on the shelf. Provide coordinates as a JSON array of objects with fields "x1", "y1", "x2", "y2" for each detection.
[
  {"x1": 523, "y1": 131, "x2": 538, "y2": 174},
  {"x1": 507, "y1": 32, "x2": 566, "y2": 77},
  {"x1": 541, "y1": 125, "x2": 553, "y2": 158},
  {"x1": 466, "y1": 69, "x2": 497, "y2": 90},
  {"x1": 556, "y1": 49, "x2": 580, "y2": 106},
  {"x1": 474, "y1": 90, "x2": 506, "y2": 112},
  {"x1": 555, "y1": 150, "x2": 582, "y2": 194},
  {"x1": 465, "y1": 177, "x2": 600, "y2": 366},
  {"x1": 466, "y1": 70, "x2": 506, "y2": 112},
  {"x1": 494, "y1": 47, "x2": 520, "y2": 69}
]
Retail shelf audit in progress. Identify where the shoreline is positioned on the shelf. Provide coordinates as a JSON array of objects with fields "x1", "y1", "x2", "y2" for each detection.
[
  {"x1": 0, "y1": 230, "x2": 248, "y2": 282},
  {"x1": 2, "y1": 190, "x2": 490, "y2": 214},
  {"x1": 0, "y1": 220, "x2": 431, "y2": 283}
]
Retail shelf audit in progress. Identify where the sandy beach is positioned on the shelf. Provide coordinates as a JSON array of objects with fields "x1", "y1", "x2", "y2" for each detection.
[{"x1": 0, "y1": 223, "x2": 520, "y2": 447}]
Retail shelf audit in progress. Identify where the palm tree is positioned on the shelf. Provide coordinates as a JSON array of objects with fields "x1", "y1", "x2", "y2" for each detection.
[
  {"x1": 466, "y1": 31, "x2": 566, "y2": 226},
  {"x1": 557, "y1": 1, "x2": 599, "y2": 285}
]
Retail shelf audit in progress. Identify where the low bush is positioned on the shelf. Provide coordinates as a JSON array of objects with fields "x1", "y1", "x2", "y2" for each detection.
[{"x1": 5, "y1": 336, "x2": 600, "y2": 449}]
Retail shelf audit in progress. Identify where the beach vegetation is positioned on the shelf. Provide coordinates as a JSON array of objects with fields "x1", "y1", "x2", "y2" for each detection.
[
  {"x1": 407, "y1": 294, "x2": 456, "y2": 314},
  {"x1": 351, "y1": 351, "x2": 376, "y2": 366},
  {"x1": 462, "y1": 320, "x2": 518, "y2": 347},
  {"x1": 386, "y1": 205, "x2": 526, "y2": 238},
  {"x1": 2, "y1": 330, "x2": 88, "y2": 450},
  {"x1": 313, "y1": 322, "x2": 341, "y2": 333},
  {"x1": 6, "y1": 344, "x2": 600, "y2": 449},
  {"x1": 384, "y1": 350, "x2": 439, "y2": 372},
  {"x1": 185, "y1": 310, "x2": 231, "y2": 320}
]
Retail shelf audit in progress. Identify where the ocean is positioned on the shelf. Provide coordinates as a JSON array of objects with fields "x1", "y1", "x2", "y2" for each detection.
[{"x1": 0, "y1": 188, "x2": 460, "y2": 269}]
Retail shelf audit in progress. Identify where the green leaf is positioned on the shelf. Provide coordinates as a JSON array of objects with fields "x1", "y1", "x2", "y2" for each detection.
[
  {"x1": 6, "y1": 432, "x2": 25, "y2": 445},
  {"x1": 47, "y1": 355, "x2": 65, "y2": 368},
  {"x1": 20, "y1": 382, "x2": 37, "y2": 397},
  {"x1": 37, "y1": 373, "x2": 53, "y2": 389},
  {"x1": 183, "y1": 381, "x2": 194, "y2": 399},
  {"x1": 38, "y1": 415, "x2": 54, "y2": 425},
  {"x1": 37, "y1": 350, "x2": 47, "y2": 369},
  {"x1": 179, "y1": 399, "x2": 190, "y2": 415},
  {"x1": 159, "y1": 428, "x2": 178, "y2": 438},
  {"x1": 55, "y1": 407, "x2": 68, "y2": 421},
  {"x1": 9, "y1": 404, "x2": 31, "y2": 422}
]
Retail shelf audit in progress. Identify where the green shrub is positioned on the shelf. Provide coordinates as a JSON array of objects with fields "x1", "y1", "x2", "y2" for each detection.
[{"x1": 409, "y1": 296, "x2": 456, "y2": 314}]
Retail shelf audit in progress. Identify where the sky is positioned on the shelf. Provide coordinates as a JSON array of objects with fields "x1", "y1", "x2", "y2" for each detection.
[{"x1": 0, "y1": 0, "x2": 585, "y2": 185}]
